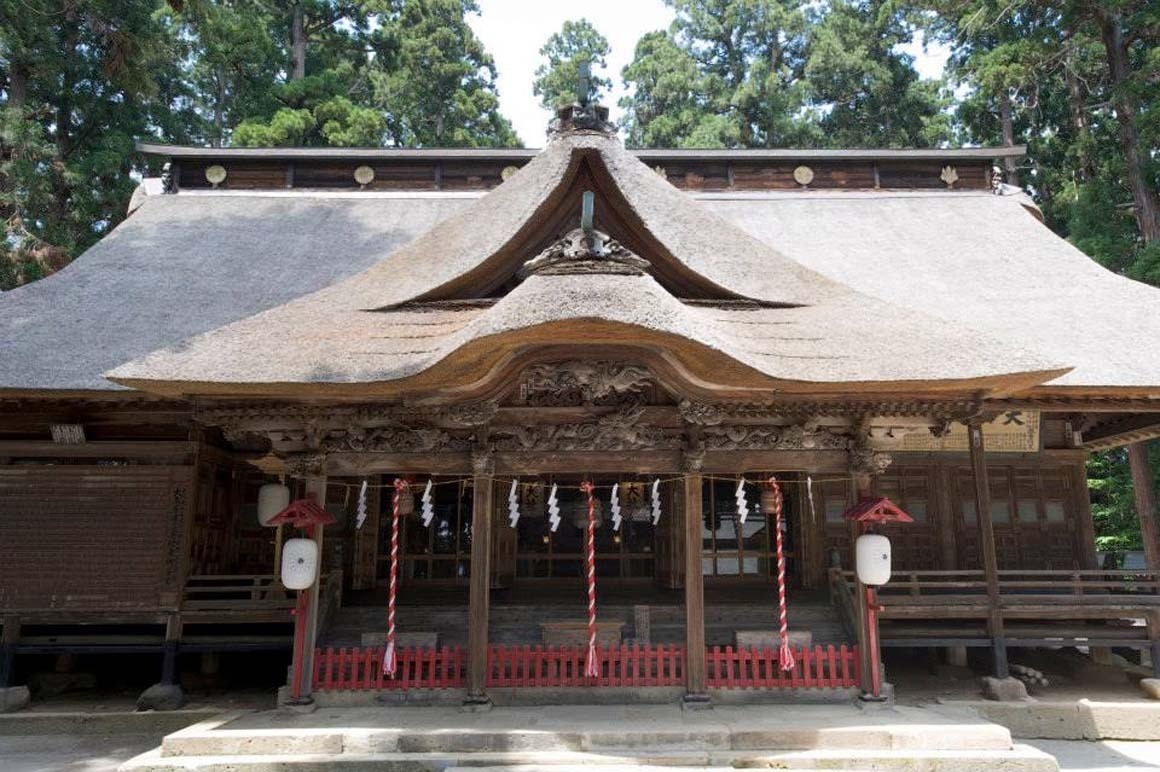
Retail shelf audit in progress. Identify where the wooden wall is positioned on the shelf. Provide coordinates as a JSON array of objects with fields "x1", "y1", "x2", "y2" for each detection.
[
  {"x1": 0, "y1": 465, "x2": 193, "y2": 610},
  {"x1": 812, "y1": 455, "x2": 1092, "y2": 586}
]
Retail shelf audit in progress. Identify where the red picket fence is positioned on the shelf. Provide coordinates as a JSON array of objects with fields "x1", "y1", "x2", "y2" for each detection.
[
  {"x1": 486, "y1": 643, "x2": 685, "y2": 688},
  {"x1": 313, "y1": 646, "x2": 465, "y2": 691},
  {"x1": 312, "y1": 643, "x2": 859, "y2": 692},
  {"x1": 705, "y1": 644, "x2": 860, "y2": 689}
]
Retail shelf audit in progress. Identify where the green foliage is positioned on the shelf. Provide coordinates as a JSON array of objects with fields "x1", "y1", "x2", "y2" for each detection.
[
  {"x1": 0, "y1": 0, "x2": 519, "y2": 287},
  {"x1": 0, "y1": 0, "x2": 187, "y2": 288},
  {"x1": 371, "y1": 0, "x2": 519, "y2": 147},
  {"x1": 619, "y1": 0, "x2": 950, "y2": 148},
  {"x1": 1088, "y1": 443, "x2": 1160, "y2": 552},
  {"x1": 534, "y1": 19, "x2": 612, "y2": 110}
]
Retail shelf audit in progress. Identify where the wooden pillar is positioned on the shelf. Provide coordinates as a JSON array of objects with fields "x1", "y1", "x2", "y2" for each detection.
[
  {"x1": 1129, "y1": 442, "x2": 1160, "y2": 571},
  {"x1": 682, "y1": 448, "x2": 708, "y2": 705},
  {"x1": 850, "y1": 469, "x2": 875, "y2": 695},
  {"x1": 0, "y1": 617, "x2": 19, "y2": 689},
  {"x1": 1071, "y1": 462, "x2": 1099, "y2": 570},
  {"x1": 465, "y1": 449, "x2": 494, "y2": 705},
  {"x1": 967, "y1": 419, "x2": 1008, "y2": 678},
  {"x1": 161, "y1": 613, "x2": 181, "y2": 686},
  {"x1": 1145, "y1": 610, "x2": 1160, "y2": 678},
  {"x1": 299, "y1": 468, "x2": 327, "y2": 699}
]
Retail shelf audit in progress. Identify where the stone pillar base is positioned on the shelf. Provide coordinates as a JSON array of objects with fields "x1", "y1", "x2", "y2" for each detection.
[
  {"x1": 857, "y1": 682, "x2": 895, "y2": 709},
  {"x1": 981, "y1": 676, "x2": 1028, "y2": 702},
  {"x1": 276, "y1": 685, "x2": 318, "y2": 712},
  {"x1": 681, "y1": 692, "x2": 712, "y2": 711},
  {"x1": 136, "y1": 682, "x2": 185, "y2": 711},
  {"x1": 945, "y1": 646, "x2": 968, "y2": 668},
  {"x1": 460, "y1": 694, "x2": 493, "y2": 712},
  {"x1": 0, "y1": 686, "x2": 30, "y2": 713}
]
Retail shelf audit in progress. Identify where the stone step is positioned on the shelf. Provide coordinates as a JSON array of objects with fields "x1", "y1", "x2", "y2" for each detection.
[{"x1": 121, "y1": 745, "x2": 1058, "y2": 771}]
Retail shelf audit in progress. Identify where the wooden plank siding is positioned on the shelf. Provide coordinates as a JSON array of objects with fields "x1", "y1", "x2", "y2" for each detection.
[
  {"x1": 0, "y1": 465, "x2": 193, "y2": 611},
  {"x1": 172, "y1": 157, "x2": 994, "y2": 193},
  {"x1": 819, "y1": 458, "x2": 1089, "y2": 582}
]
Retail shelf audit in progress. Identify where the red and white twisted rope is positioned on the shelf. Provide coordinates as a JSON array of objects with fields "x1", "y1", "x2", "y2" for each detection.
[
  {"x1": 768, "y1": 477, "x2": 795, "y2": 671},
  {"x1": 580, "y1": 481, "x2": 599, "y2": 678},
  {"x1": 384, "y1": 478, "x2": 406, "y2": 676}
]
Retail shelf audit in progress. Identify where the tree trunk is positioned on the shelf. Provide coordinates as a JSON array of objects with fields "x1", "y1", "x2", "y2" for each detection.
[
  {"x1": 291, "y1": 4, "x2": 307, "y2": 81},
  {"x1": 1096, "y1": 10, "x2": 1160, "y2": 245},
  {"x1": 1064, "y1": 49, "x2": 1094, "y2": 183},
  {"x1": 998, "y1": 91, "x2": 1019, "y2": 187},
  {"x1": 213, "y1": 70, "x2": 225, "y2": 148},
  {"x1": 6, "y1": 64, "x2": 28, "y2": 110}
]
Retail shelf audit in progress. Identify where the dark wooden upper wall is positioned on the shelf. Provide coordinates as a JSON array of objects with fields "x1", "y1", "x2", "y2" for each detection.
[{"x1": 145, "y1": 144, "x2": 1009, "y2": 194}]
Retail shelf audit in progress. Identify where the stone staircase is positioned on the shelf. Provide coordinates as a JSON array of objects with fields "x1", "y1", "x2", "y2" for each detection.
[
  {"x1": 118, "y1": 704, "x2": 1058, "y2": 771},
  {"x1": 322, "y1": 602, "x2": 848, "y2": 649}
]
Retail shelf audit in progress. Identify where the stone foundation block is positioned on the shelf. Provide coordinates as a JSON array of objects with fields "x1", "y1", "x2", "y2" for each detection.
[
  {"x1": 136, "y1": 682, "x2": 185, "y2": 712},
  {"x1": 1139, "y1": 678, "x2": 1160, "y2": 700},
  {"x1": 0, "y1": 686, "x2": 29, "y2": 713},
  {"x1": 982, "y1": 676, "x2": 1028, "y2": 702}
]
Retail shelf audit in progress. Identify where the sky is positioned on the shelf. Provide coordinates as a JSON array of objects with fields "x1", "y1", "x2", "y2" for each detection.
[{"x1": 469, "y1": 0, "x2": 950, "y2": 148}]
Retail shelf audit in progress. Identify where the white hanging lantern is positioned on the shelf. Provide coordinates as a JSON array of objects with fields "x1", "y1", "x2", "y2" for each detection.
[
  {"x1": 281, "y1": 538, "x2": 319, "y2": 590},
  {"x1": 855, "y1": 533, "x2": 892, "y2": 586},
  {"x1": 257, "y1": 482, "x2": 291, "y2": 527}
]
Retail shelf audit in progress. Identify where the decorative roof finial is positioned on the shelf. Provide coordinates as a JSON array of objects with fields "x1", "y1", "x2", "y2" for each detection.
[
  {"x1": 548, "y1": 57, "x2": 616, "y2": 137},
  {"x1": 519, "y1": 190, "x2": 649, "y2": 278},
  {"x1": 577, "y1": 60, "x2": 593, "y2": 108}
]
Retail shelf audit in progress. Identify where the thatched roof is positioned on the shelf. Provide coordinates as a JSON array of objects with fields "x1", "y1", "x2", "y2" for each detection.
[
  {"x1": 2, "y1": 130, "x2": 1156, "y2": 397},
  {"x1": 101, "y1": 133, "x2": 1065, "y2": 399},
  {"x1": 0, "y1": 194, "x2": 470, "y2": 391}
]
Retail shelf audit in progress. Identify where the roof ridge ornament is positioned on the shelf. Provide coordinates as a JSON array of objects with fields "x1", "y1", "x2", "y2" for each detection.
[
  {"x1": 548, "y1": 60, "x2": 617, "y2": 138},
  {"x1": 519, "y1": 191, "x2": 650, "y2": 278}
]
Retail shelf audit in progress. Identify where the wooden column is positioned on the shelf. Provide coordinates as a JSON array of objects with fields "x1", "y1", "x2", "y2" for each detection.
[
  {"x1": 967, "y1": 420, "x2": 1008, "y2": 678},
  {"x1": 682, "y1": 448, "x2": 708, "y2": 705},
  {"x1": 851, "y1": 467, "x2": 876, "y2": 696},
  {"x1": 0, "y1": 617, "x2": 19, "y2": 689},
  {"x1": 1129, "y1": 442, "x2": 1160, "y2": 571},
  {"x1": 299, "y1": 468, "x2": 327, "y2": 699},
  {"x1": 1071, "y1": 462, "x2": 1100, "y2": 570},
  {"x1": 465, "y1": 449, "x2": 494, "y2": 705},
  {"x1": 161, "y1": 613, "x2": 181, "y2": 686}
]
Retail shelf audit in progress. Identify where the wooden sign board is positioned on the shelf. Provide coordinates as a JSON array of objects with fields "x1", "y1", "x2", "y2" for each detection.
[{"x1": 890, "y1": 410, "x2": 1040, "y2": 453}]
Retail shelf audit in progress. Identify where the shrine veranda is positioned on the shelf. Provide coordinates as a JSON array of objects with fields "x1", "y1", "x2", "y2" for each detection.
[{"x1": 2, "y1": 103, "x2": 1160, "y2": 708}]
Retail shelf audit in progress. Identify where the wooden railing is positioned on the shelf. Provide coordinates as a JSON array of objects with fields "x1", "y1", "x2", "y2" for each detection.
[
  {"x1": 706, "y1": 644, "x2": 859, "y2": 689},
  {"x1": 828, "y1": 567, "x2": 860, "y2": 639},
  {"x1": 487, "y1": 643, "x2": 685, "y2": 688},
  {"x1": 311, "y1": 643, "x2": 860, "y2": 692},
  {"x1": 829, "y1": 568, "x2": 1160, "y2": 602},
  {"x1": 314, "y1": 645, "x2": 465, "y2": 691},
  {"x1": 181, "y1": 574, "x2": 297, "y2": 611}
]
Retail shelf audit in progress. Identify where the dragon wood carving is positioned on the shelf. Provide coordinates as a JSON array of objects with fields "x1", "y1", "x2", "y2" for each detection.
[
  {"x1": 492, "y1": 403, "x2": 678, "y2": 452},
  {"x1": 701, "y1": 423, "x2": 849, "y2": 451},
  {"x1": 519, "y1": 361, "x2": 655, "y2": 406}
]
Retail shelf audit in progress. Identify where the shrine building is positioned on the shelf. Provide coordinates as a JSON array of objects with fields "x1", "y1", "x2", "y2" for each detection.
[{"x1": 2, "y1": 98, "x2": 1159, "y2": 709}]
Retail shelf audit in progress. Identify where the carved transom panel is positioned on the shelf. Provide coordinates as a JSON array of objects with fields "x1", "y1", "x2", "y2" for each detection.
[
  {"x1": 515, "y1": 360, "x2": 660, "y2": 407},
  {"x1": 492, "y1": 404, "x2": 680, "y2": 452}
]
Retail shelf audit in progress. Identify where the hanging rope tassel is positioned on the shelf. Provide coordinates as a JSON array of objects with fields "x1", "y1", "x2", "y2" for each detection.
[
  {"x1": 768, "y1": 477, "x2": 795, "y2": 671},
  {"x1": 384, "y1": 477, "x2": 406, "y2": 677},
  {"x1": 580, "y1": 481, "x2": 600, "y2": 679}
]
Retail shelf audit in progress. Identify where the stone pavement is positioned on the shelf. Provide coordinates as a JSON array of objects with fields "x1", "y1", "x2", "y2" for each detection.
[
  {"x1": 0, "y1": 733, "x2": 165, "y2": 772},
  {"x1": 1027, "y1": 740, "x2": 1160, "y2": 772}
]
